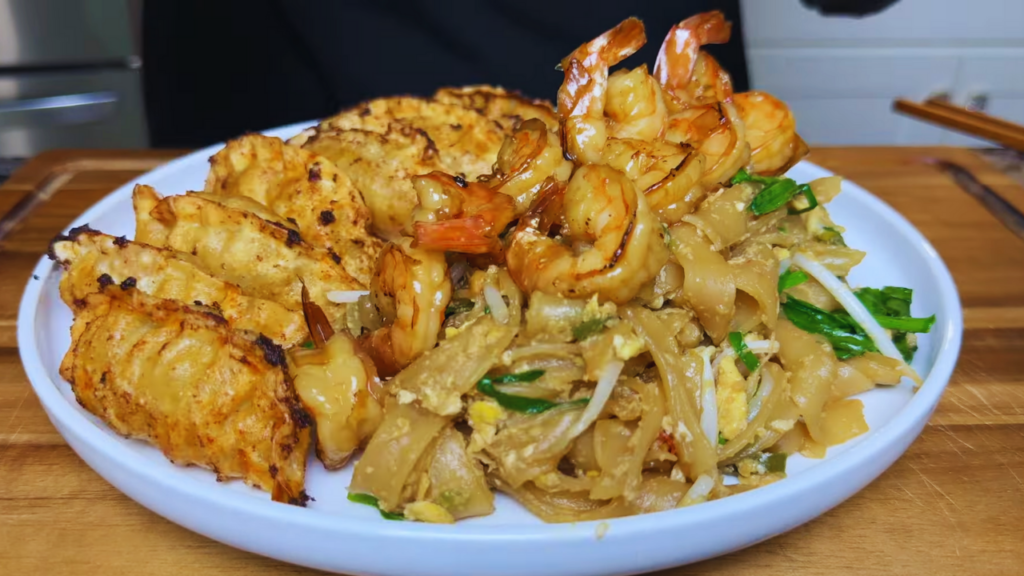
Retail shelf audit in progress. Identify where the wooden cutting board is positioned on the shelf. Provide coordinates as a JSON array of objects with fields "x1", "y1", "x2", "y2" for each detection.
[{"x1": 1, "y1": 147, "x2": 1022, "y2": 575}]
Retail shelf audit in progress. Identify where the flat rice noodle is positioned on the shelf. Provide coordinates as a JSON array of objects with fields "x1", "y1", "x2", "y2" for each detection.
[
  {"x1": 776, "y1": 319, "x2": 837, "y2": 443},
  {"x1": 491, "y1": 477, "x2": 631, "y2": 523},
  {"x1": 831, "y1": 362, "x2": 876, "y2": 401},
  {"x1": 532, "y1": 471, "x2": 596, "y2": 493},
  {"x1": 730, "y1": 244, "x2": 780, "y2": 330},
  {"x1": 503, "y1": 352, "x2": 585, "y2": 395},
  {"x1": 680, "y1": 184, "x2": 753, "y2": 250},
  {"x1": 844, "y1": 353, "x2": 904, "y2": 385},
  {"x1": 669, "y1": 223, "x2": 736, "y2": 344},
  {"x1": 622, "y1": 306, "x2": 717, "y2": 479},
  {"x1": 486, "y1": 404, "x2": 586, "y2": 488},
  {"x1": 801, "y1": 243, "x2": 866, "y2": 278},
  {"x1": 390, "y1": 315, "x2": 516, "y2": 416},
  {"x1": 798, "y1": 422, "x2": 827, "y2": 459},
  {"x1": 818, "y1": 398, "x2": 869, "y2": 447},
  {"x1": 786, "y1": 278, "x2": 840, "y2": 311},
  {"x1": 567, "y1": 426, "x2": 599, "y2": 473},
  {"x1": 809, "y1": 176, "x2": 843, "y2": 204},
  {"x1": 770, "y1": 423, "x2": 806, "y2": 455},
  {"x1": 580, "y1": 321, "x2": 639, "y2": 380},
  {"x1": 524, "y1": 292, "x2": 613, "y2": 342},
  {"x1": 771, "y1": 420, "x2": 826, "y2": 459},
  {"x1": 349, "y1": 398, "x2": 448, "y2": 512},
  {"x1": 730, "y1": 292, "x2": 762, "y2": 334},
  {"x1": 651, "y1": 308, "x2": 703, "y2": 350},
  {"x1": 603, "y1": 383, "x2": 643, "y2": 421},
  {"x1": 635, "y1": 262, "x2": 685, "y2": 309},
  {"x1": 627, "y1": 475, "x2": 690, "y2": 514},
  {"x1": 591, "y1": 380, "x2": 665, "y2": 500},
  {"x1": 426, "y1": 426, "x2": 495, "y2": 520}
]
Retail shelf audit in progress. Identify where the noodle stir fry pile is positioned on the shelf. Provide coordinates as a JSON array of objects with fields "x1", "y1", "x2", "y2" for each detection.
[{"x1": 51, "y1": 11, "x2": 934, "y2": 524}]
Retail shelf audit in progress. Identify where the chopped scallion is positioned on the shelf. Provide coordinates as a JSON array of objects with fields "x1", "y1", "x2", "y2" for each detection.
[
  {"x1": 782, "y1": 297, "x2": 877, "y2": 359},
  {"x1": 733, "y1": 169, "x2": 819, "y2": 216},
  {"x1": 476, "y1": 370, "x2": 588, "y2": 414},
  {"x1": 778, "y1": 269, "x2": 809, "y2": 293},
  {"x1": 444, "y1": 298, "x2": 475, "y2": 318},
  {"x1": 760, "y1": 452, "x2": 788, "y2": 474},
  {"x1": 572, "y1": 317, "x2": 610, "y2": 342},
  {"x1": 347, "y1": 493, "x2": 405, "y2": 520},
  {"x1": 728, "y1": 331, "x2": 760, "y2": 372}
]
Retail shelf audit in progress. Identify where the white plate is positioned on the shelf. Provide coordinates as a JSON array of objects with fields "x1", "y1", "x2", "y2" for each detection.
[{"x1": 18, "y1": 122, "x2": 963, "y2": 576}]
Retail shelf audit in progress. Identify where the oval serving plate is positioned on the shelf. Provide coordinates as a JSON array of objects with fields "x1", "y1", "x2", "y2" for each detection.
[{"x1": 18, "y1": 122, "x2": 963, "y2": 576}]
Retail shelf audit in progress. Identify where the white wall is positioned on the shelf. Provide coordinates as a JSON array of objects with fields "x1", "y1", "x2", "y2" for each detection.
[{"x1": 740, "y1": 0, "x2": 1024, "y2": 145}]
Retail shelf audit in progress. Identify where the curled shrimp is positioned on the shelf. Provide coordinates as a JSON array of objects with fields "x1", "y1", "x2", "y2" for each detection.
[
  {"x1": 664, "y1": 102, "x2": 750, "y2": 186},
  {"x1": 358, "y1": 238, "x2": 451, "y2": 377},
  {"x1": 506, "y1": 165, "x2": 670, "y2": 304},
  {"x1": 605, "y1": 65, "x2": 669, "y2": 142},
  {"x1": 654, "y1": 11, "x2": 734, "y2": 107},
  {"x1": 557, "y1": 18, "x2": 646, "y2": 165},
  {"x1": 485, "y1": 118, "x2": 573, "y2": 214},
  {"x1": 411, "y1": 171, "x2": 516, "y2": 254},
  {"x1": 600, "y1": 138, "x2": 709, "y2": 224},
  {"x1": 599, "y1": 138, "x2": 706, "y2": 222},
  {"x1": 292, "y1": 287, "x2": 384, "y2": 469},
  {"x1": 733, "y1": 91, "x2": 809, "y2": 175}
]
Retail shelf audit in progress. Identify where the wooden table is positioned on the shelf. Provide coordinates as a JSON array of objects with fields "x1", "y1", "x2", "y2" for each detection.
[{"x1": 1, "y1": 148, "x2": 1022, "y2": 575}]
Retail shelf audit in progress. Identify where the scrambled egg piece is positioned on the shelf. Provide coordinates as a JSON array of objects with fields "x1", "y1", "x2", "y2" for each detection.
[
  {"x1": 467, "y1": 400, "x2": 505, "y2": 452},
  {"x1": 395, "y1": 390, "x2": 418, "y2": 405},
  {"x1": 772, "y1": 247, "x2": 791, "y2": 262},
  {"x1": 612, "y1": 332, "x2": 645, "y2": 361},
  {"x1": 716, "y1": 356, "x2": 749, "y2": 440},
  {"x1": 582, "y1": 294, "x2": 617, "y2": 323},
  {"x1": 404, "y1": 501, "x2": 455, "y2": 524}
]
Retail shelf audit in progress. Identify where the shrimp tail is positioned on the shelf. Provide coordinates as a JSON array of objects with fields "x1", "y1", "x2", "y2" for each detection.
[
  {"x1": 654, "y1": 11, "x2": 733, "y2": 98},
  {"x1": 412, "y1": 172, "x2": 516, "y2": 254},
  {"x1": 301, "y1": 283, "x2": 335, "y2": 348},
  {"x1": 414, "y1": 217, "x2": 496, "y2": 254},
  {"x1": 559, "y1": 17, "x2": 647, "y2": 71},
  {"x1": 358, "y1": 328, "x2": 403, "y2": 379}
]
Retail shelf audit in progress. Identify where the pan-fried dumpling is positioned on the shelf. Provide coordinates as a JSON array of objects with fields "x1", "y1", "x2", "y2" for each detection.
[
  {"x1": 59, "y1": 287, "x2": 312, "y2": 504},
  {"x1": 204, "y1": 134, "x2": 382, "y2": 286},
  {"x1": 133, "y1": 184, "x2": 359, "y2": 331},
  {"x1": 49, "y1": 227, "x2": 307, "y2": 346}
]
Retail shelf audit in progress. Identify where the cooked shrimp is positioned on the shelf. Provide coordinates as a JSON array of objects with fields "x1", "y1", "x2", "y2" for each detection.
[
  {"x1": 411, "y1": 172, "x2": 516, "y2": 254},
  {"x1": 733, "y1": 91, "x2": 810, "y2": 175},
  {"x1": 598, "y1": 137, "x2": 708, "y2": 223},
  {"x1": 359, "y1": 238, "x2": 451, "y2": 377},
  {"x1": 664, "y1": 102, "x2": 750, "y2": 186},
  {"x1": 557, "y1": 18, "x2": 646, "y2": 165},
  {"x1": 506, "y1": 165, "x2": 669, "y2": 304},
  {"x1": 292, "y1": 287, "x2": 384, "y2": 469},
  {"x1": 485, "y1": 118, "x2": 574, "y2": 214},
  {"x1": 605, "y1": 65, "x2": 668, "y2": 142},
  {"x1": 654, "y1": 11, "x2": 733, "y2": 107}
]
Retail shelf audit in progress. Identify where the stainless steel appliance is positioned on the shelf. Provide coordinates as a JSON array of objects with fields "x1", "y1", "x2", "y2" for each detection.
[{"x1": 0, "y1": 0, "x2": 147, "y2": 157}]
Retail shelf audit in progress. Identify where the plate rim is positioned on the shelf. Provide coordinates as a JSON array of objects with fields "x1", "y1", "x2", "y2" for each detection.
[{"x1": 17, "y1": 130, "x2": 964, "y2": 545}]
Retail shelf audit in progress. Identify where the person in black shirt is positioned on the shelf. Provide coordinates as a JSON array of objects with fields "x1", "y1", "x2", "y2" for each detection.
[{"x1": 143, "y1": 0, "x2": 748, "y2": 148}]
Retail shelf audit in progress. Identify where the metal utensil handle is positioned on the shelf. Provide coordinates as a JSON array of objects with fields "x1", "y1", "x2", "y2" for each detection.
[{"x1": 0, "y1": 92, "x2": 118, "y2": 127}]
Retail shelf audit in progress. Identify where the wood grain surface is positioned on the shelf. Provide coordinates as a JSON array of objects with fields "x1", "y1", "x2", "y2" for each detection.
[{"x1": 1, "y1": 148, "x2": 1022, "y2": 576}]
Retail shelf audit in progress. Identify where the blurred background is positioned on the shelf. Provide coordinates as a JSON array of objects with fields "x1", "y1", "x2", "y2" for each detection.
[{"x1": 0, "y1": 0, "x2": 1021, "y2": 165}]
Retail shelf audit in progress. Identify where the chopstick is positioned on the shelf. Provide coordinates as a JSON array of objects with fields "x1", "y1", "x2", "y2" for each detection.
[
  {"x1": 921, "y1": 158, "x2": 1024, "y2": 241},
  {"x1": 893, "y1": 98, "x2": 1024, "y2": 152}
]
